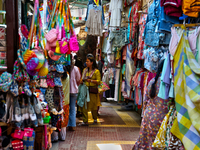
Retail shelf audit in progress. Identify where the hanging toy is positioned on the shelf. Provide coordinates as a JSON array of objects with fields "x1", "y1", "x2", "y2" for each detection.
[
  {"x1": 38, "y1": 59, "x2": 48, "y2": 77},
  {"x1": 32, "y1": 49, "x2": 45, "y2": 69}
]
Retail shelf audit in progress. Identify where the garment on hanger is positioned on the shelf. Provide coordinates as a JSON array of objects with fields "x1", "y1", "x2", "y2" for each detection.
[
  {"x1": 85, "y1": 2, "x2": 105, "y2": 32},
  {"x1": 109, "y1": 27, "x2": 127, "y2": 52},
  {"x1": 85, "y1": 9, "x2": 103, "y2": 36},
  {"x1": 127, "y1": 1, "x2": 141, "y2": 44},
  {"x1": 169, "y1": 26, "x2": 200, "y2": 56},
  {"x1": 137, "y1": 14, "x2": 147, "y2": 60},
  {"x1": 109, "y1": 0, "x2": 123, "y2": 27}
]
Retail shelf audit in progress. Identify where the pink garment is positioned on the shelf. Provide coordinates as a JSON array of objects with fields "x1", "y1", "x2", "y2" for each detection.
[
  {"x1": 169, "y1": 27, "x2": 200, "y2": 56},
  {"x1": 70, "y1": 66, "x2": 81, "y2": 94}
]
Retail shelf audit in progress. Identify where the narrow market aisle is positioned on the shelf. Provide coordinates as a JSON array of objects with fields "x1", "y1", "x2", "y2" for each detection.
[{"x1": 51, "y1": 102, "x2": 141, "y2": 150}]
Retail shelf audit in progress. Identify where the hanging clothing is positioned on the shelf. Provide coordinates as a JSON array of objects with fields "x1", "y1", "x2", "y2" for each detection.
[
  {"x1": 125, "y1": 44, "x2": 135, "y2": 98},
  {"x1": 171, "y1": 28, "x2": 200, "y2": 150},
  {"x1": 114, "y1": 68, "x2": 120, "y2": 101},
  {"x1": 85, "y1": 2, "x2": 105, "y2": 32},
  {"x1": 127, "y1": 1, "x2": 140, "y2": 44},
  {"x1": 109, "y1": 27, "x2": 127, "y2": 52},
  {"x1": 137, "y1": 14, "x2": 147, "y2": 60},
  {"x1": 161, "y1": 0, "x2": 182, "y2": 17},
  {"x1": 170, "y1": 26, "x2": 200, "y2": 57},
  {"x1": 133, "y1": 78, "x2": 171, "y2": 150},
  {"x1": 85, "y1": 9, "x2": 103, "y2": 36},
  {"x1": 109, "y1": 0, "x2": 123, "y2": 27}
]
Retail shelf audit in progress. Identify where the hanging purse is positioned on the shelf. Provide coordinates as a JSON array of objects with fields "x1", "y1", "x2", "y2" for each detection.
[
  {"x1": 59, "y1": 39, "x2": 69, "y2": 54},
  {"x1": 69, "y1": 36, "x2": 79, "y2": 52},
  {"x1": 45, "y1": 28, "x2": 57, "y2": 43}
]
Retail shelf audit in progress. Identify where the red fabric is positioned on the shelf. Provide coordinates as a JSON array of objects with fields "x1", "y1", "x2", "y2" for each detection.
[
  {"x1": 12, "y1": 140, "x2": 23, "y2": 150},
  {"x1": 161, "y1": 0, "x2": 182, "y2": 17}
]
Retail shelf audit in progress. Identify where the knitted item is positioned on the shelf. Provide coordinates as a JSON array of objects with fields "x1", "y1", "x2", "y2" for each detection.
[{"x1": 45, "y1": 88, "x2": 54, "y2": 110}]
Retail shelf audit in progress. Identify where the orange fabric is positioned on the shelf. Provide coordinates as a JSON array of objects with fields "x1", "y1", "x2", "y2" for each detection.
[{"x1": 182, "y1": 0, "x2": 200, "y2": 17}]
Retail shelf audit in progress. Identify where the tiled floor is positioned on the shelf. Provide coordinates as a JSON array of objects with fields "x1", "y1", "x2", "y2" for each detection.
[{"x1": 51, "y1": 102, "x2": 141, "y2": 150}]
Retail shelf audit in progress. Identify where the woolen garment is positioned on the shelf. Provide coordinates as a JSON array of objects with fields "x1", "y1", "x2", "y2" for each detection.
[
  {"x1": 70, "y1": 66, "x2": 81, "y2": 94},
  {"x1": 133, "y1": 78, "x2": 170, "y2": 150},
  {"x1": 85, "y1": 9, "x2": 103, "y2": 36}
]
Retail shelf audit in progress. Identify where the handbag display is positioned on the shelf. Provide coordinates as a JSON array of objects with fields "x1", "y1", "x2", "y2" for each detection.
[
  {"x1": 69, "y1": 36, "x2": 79, "y2": 52},
  {"x1": 45, "y1": 28, "x2": 57, "y2": 43},
  {"x1": 59, "y1": 39, "x2": 69, "y2": 54}
]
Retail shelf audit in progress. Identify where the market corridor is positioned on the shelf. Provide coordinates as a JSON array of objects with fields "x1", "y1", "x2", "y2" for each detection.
[{"x1": 51, "y1": 101, "x2": 141, "y2": 150}]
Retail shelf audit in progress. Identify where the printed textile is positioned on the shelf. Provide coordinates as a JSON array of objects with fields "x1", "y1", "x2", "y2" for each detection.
[{"x1": 171, "y1": 28, "x2": 200, "y2": 150}]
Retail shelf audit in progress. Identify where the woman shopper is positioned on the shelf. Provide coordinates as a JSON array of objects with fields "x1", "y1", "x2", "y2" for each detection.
[
  {"x1": 79, "y1": 54, "x2": 101, "y2": 126},
  {"x1": 74, "y1": 56, "x2": 84, "y2": 117},
  {"x1": 133, "y1": 60, "x2": 171, "y2": 150},
  {"x1": 68, "y1": 56, "x2": 81, "y2": 131}
]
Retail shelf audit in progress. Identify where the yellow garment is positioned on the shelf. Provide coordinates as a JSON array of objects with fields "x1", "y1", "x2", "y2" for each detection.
[
  {"x1": 61, "y1": 74, "x2": 70, "y2": 105},
  {"x1": 152, "y1": 106, "x2": 174, "y2": 149}
]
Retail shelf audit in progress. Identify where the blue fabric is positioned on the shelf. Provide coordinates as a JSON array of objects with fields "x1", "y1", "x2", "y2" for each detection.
[
  {"x1": 127, "y1": 5, "x2": 133, "y2": 43},
  {"x1": 23, "y1": 131, "x2": 35, "y2": 150},
  {"x1": 144, "y1": 0, "x2": 179, "y2": 46},
  {"x1": 158, "y1": 7, "x2": 180, "y2": 32},
  {"x1": 68, "y1": 93, "x2": 78, "y2": 127},
  {"x1": 109, "y1": 28, "x2": 127, "y2": 51}
]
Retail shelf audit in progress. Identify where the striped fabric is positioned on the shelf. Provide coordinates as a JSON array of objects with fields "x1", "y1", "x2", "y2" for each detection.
[{"x1": 171, "y1": 28, "x2": 200, "y2": 150}]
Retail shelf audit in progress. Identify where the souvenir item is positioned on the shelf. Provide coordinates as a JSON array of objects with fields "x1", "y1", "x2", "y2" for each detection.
[
  {"x1": 54, "y1": 77, "x2": 62, "y2": 87},
  {"x1": 12, "y1": 129, "x2": 24, "y2": 140},
  {"x1": 11, "y1": 140, "x2": 24, "y2": 150},
  {"x1": 13, "y1": 97, "x2": 22, "y2": 127},
  {"x1": 0, "y1": 72, "x2": 12, "y2": 92},
  {"x1": 23, "y1": 82, "x2": 32, "y2": 97},
  {"x1": 33, "y1": 95, "x2": 43, "y2": 125},
  {"x1": 56, "y1": 64, "x2": 64, "y2": 73},
  {"x1": 45, "y1": 28, "x2": 57, "y2": 43},
  {"x1": 40, "y1": 79, "x2": 48, "y2": 88},
  {"x1": 10, "y1": 80, "x2": 19, "y2": 97},
  {"x1": 28, "y1": 98, "x2": 38, "y2": 127},
  {"x1": 23, "y1": 131, "x2": 35, "y2": 150},
  {"x1": 48, "y1": 50, "x2": 61, "y2": 61},
  {"x1": 55, "y1": 41, "x2": 61, "y2": 54},
  {"x1": 69, "y1": 36, "x2": 79, "y2": 52},
  {"x1": 60, "y1": 39, "x2": 69, "y2": 54},
  {"x1": 38, "y1": 59, "x2": 49, "y2": 77}
]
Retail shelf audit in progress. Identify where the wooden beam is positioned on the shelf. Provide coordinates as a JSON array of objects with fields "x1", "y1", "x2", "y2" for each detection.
[{"x1": 6, "y1": 0, "x2": 18, "y2": 73}]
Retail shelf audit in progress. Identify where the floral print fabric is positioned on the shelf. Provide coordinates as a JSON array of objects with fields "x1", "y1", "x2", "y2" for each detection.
[
  {"x1": 152, "y1": 105, "x2": 174, "y2": 149},
  {"x1": 137, "y1": 14, "x2": 147, "y2": 60},
  {"x1": 133, "y1": 78, "x2": 170, "y2": 150}
]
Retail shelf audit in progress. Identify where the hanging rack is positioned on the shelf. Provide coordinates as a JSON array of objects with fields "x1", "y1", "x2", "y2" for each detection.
[
  {"x1": 138, "y1": 10, "x2": 148, "y2": 14},
  {"x1": 173, "y1": 23, "x2": 200, "y2": 27}
]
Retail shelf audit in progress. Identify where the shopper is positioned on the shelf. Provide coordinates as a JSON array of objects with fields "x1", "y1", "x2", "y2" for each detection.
[
  {"x1": 133, "y1": 60, "x2": 171, "y2": 150},
  {"x1": 68, "y1": 56, "x2": 81, "y2": 131},
  {"x1": 79, "y1": 54, "x2": 101, "y2": 126},
  {"x1": 74, "y1": 56, "x2": 84, "y2": 117}
]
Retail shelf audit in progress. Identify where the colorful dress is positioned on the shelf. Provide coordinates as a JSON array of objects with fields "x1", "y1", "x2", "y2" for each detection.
[{"x1": 133, "y1": 77, "x2": 170, "y2": 150}]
